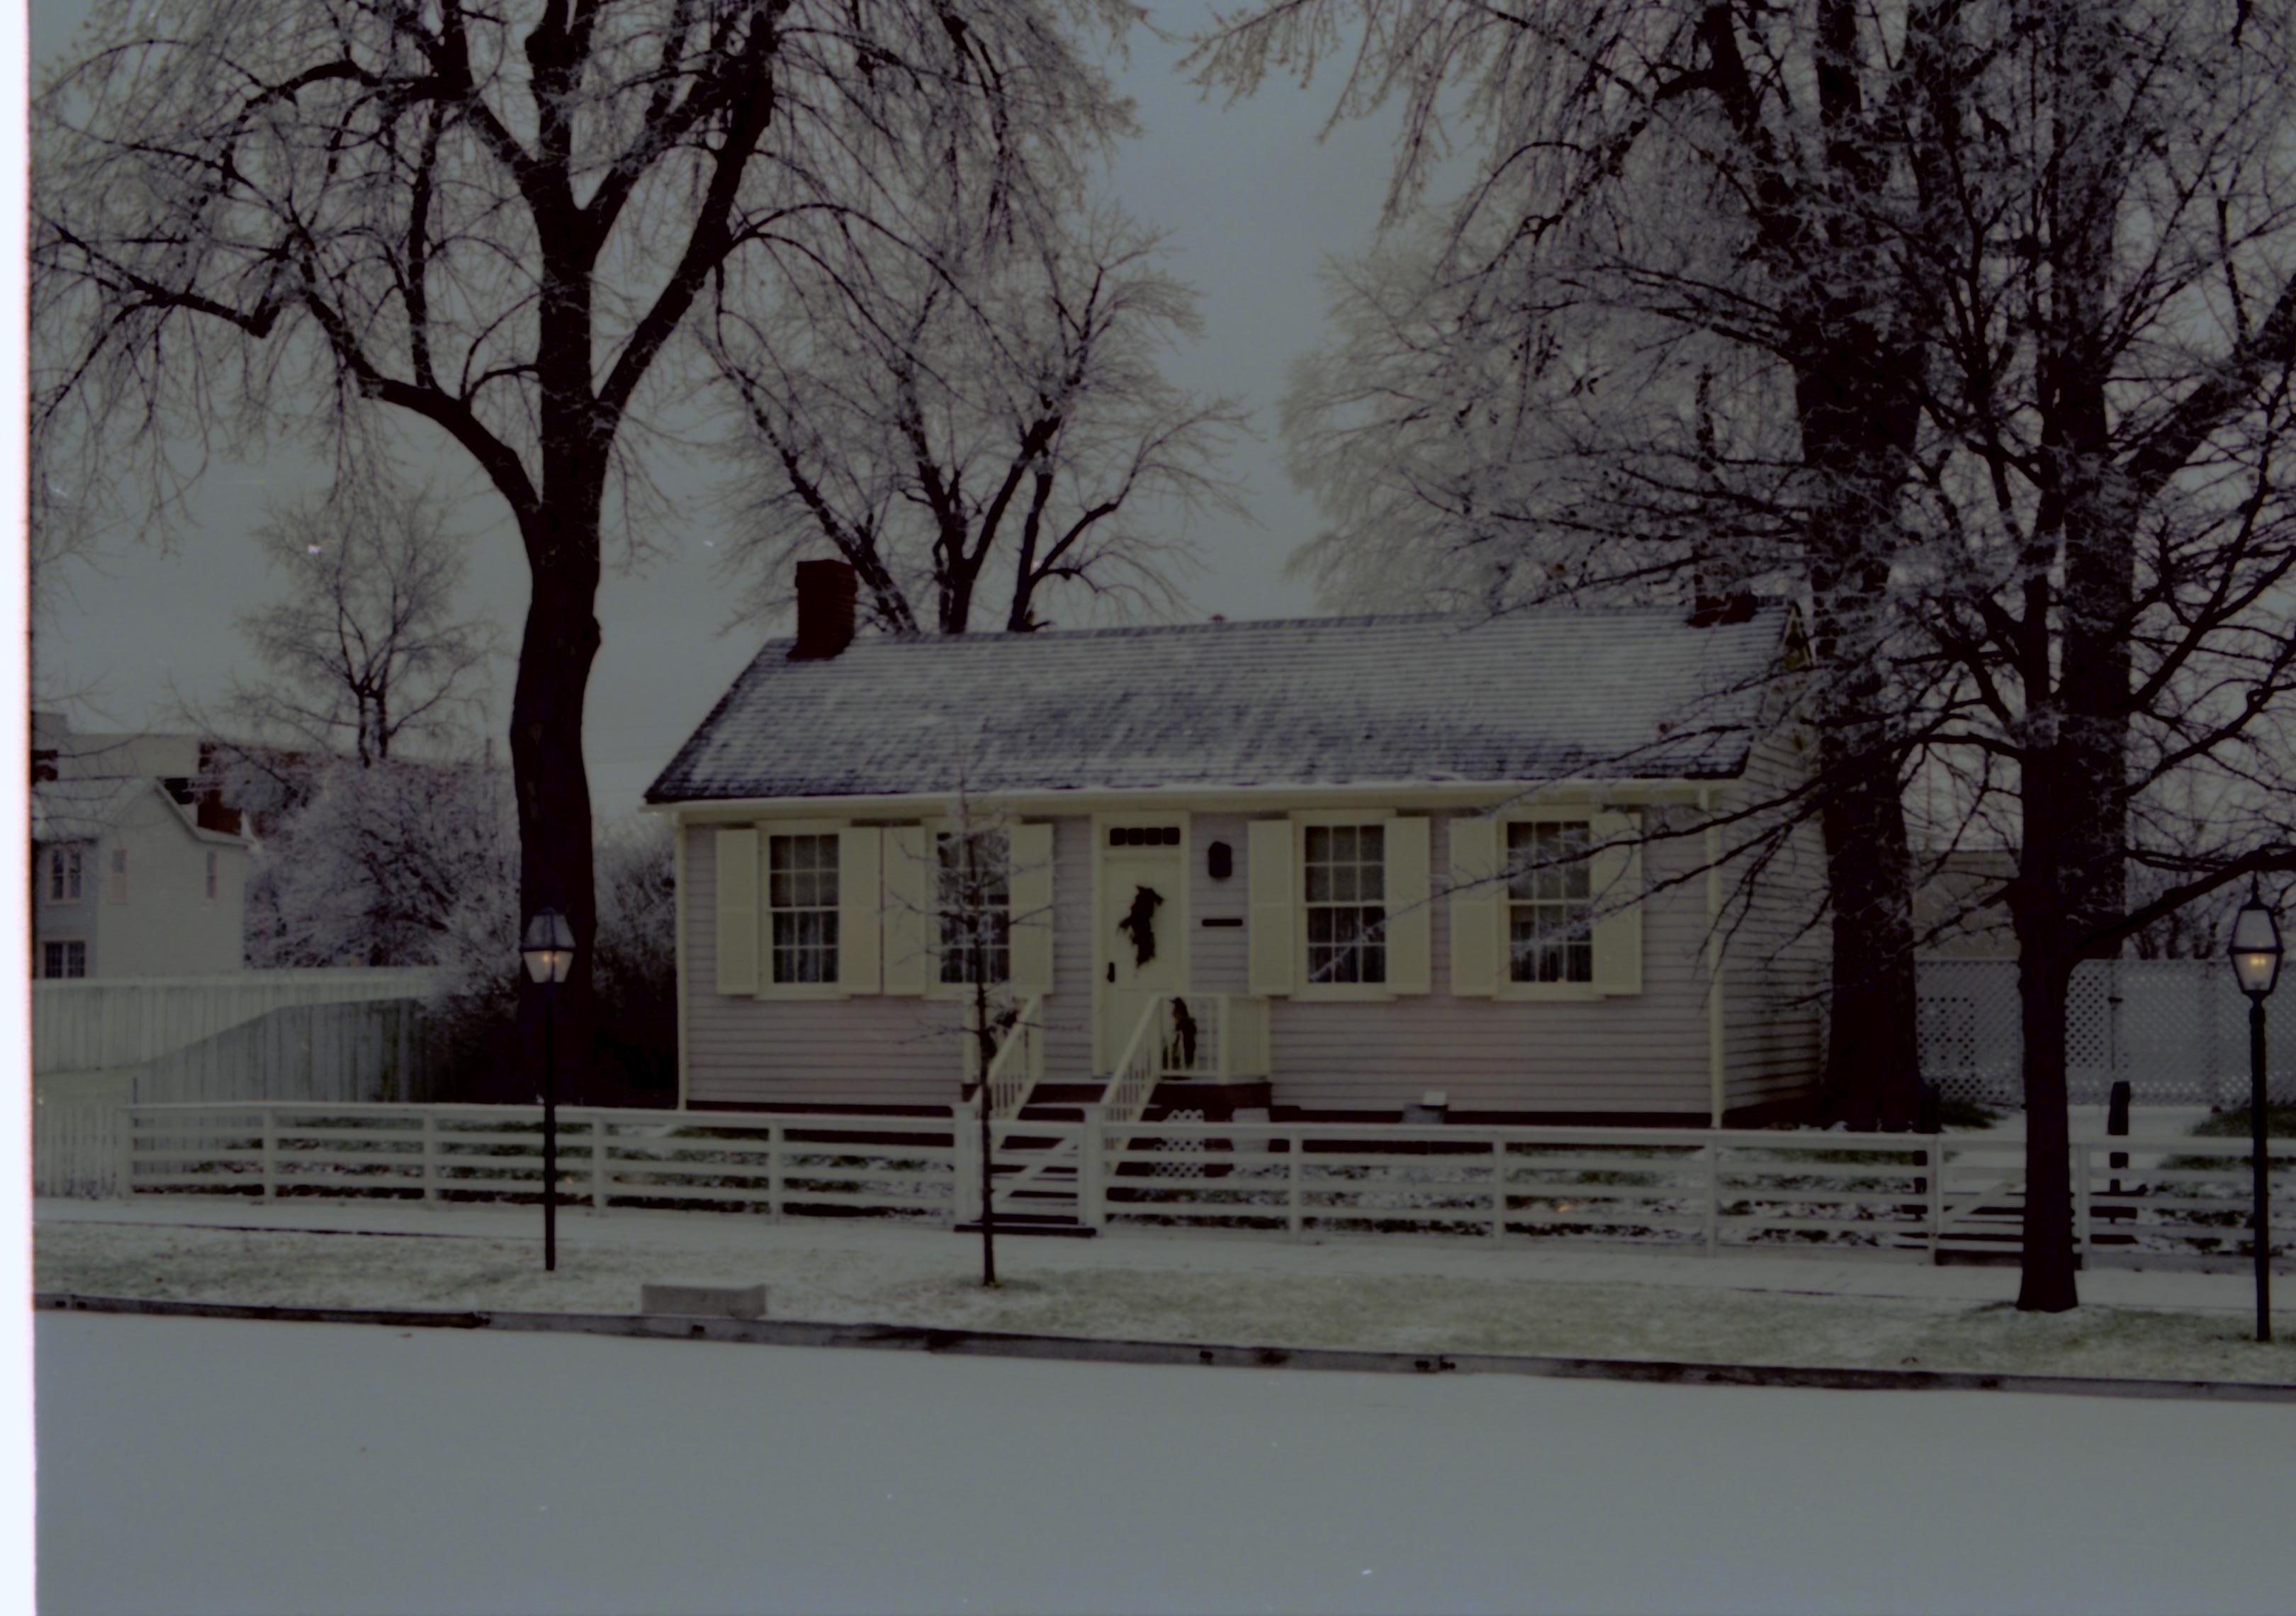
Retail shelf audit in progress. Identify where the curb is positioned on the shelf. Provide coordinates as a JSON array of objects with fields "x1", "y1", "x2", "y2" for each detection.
[{"x1": 35, "y1": 1292, "x2": 2296, "y2": 1403}]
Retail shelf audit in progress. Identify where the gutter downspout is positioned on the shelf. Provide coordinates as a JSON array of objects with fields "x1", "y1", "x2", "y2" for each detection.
[{"x1": 1704, "y1": 787, "x2": 1726, "y2": 1128}]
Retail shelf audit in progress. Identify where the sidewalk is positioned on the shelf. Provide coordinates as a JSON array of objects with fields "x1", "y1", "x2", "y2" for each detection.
[{"x1": 38, "y1": 1191, "x2": 2271, "y2": 1314}]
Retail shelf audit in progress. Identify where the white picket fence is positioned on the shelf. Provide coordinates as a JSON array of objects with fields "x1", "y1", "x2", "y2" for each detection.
[{"x1": 55, "y1": 1101, "x2": 2293, "y2": 1270}]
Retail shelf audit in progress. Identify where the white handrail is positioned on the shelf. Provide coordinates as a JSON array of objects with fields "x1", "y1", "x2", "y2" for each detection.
[
  {"x1": 984, "y1": 995, "x2": 1045, "y2": 1119},
  {"x1": 1100, "y1": 994, "x2": 1166, "y2": 1172}
]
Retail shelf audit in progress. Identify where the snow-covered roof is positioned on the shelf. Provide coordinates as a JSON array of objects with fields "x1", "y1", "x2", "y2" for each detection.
[
  {"x1": 648, "y1": 607, "x2": 1792, "y2": 804},
  {"x1": 31, "y1": 777, "x2": 152, "y2": 843},
  {"x1": 31, "y1": 775, "x2": 247, "y2": 846}
]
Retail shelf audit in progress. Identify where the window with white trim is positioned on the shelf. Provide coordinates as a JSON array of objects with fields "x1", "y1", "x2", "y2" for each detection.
[
  {"x1": 937, "y1": 829, "x2": 1011, "y2": 986},
  {"x1": 44, "y1": 941, "x2": 86, "y2": 979},
  {"x1": 1507, "y1": 820, "x2": 1594, "y2": 984},
  {"x1": 767, "y1": 833, "x2": 839, "y2": 984},
  {"x1": 47, "y1": 845, "x2": 84, "y2": 904},
  {"x1": 105, "y1": 846, "x2": 128, "y2": 904},
  {"x1": 1303, "y1": 822, "x2": 1385, "y2": 984}
]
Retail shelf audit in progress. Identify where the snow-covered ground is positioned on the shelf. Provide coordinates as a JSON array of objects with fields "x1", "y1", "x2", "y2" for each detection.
[
  {"x1": 35, "y1": 1311, "x2": 2296, "y2": 1615},
  {"x1": 36, "y1": 1196, "x2": 2296, "y2": 1384}
]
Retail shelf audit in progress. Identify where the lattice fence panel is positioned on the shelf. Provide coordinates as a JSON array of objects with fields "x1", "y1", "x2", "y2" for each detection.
[{"x1": 1918, "y1": 958, "x2": 2296, "y2": 1109}]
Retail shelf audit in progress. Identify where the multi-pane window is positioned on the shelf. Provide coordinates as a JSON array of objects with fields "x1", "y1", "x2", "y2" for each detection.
[
  {"x1": 1507, "y1": 821, "x2": 1594, "y2": 984},
  {"x1": 767, "y1": 834, "x2": 839, "y2": 984},
  {"x1": 47, "y1": 846, "x2": 83, "y2": 903},
  {"x1": 105, "y1": 846, "x2": 128, "y2": 904},
  {"x1": 938, "y1": 830, "x2": 1011, "y2": 986},
  {"x1": 43, "y1": 941, "x2": 86, "y2": 979},
  {"x1": 1304, "y1": 823, "x2": 1386, "y2": 984}
]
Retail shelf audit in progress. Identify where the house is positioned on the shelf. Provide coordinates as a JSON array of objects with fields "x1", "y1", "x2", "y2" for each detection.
[
  {"x1": 645, "y1": 562, "x2": 1827, "y2": 1130},
  {"x1": 31, "y1": 715, "x2": 252, "y2": 978}
]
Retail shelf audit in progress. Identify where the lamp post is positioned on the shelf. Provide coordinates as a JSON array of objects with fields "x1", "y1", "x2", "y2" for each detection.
[
  {"x1": 522, "y1": 907, "x2": 577, "y2": 1273},
  {"x1": 2227, "y1": 884, "x2": 2283, "y2": 1344}
]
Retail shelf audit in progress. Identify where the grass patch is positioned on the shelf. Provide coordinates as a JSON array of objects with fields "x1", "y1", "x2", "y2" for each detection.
[
  {"x1": 2190, "y1": 1105, "x2": 2296, "y2": 1140},
  {"x1": 1937, "y1": 1099, "x2": 2003, "y2": 1130}
]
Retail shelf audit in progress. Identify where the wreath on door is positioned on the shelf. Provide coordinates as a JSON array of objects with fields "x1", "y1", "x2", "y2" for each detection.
[{"x1": 1118, "y1": 884, "x2": 1163, "y2": 967}]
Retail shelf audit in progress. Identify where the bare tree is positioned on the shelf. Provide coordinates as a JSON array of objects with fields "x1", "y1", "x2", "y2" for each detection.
[
  {"x1": 33, "y1": 0, "x2": 1135, "y2": 1092},
  {"x1": 1193, "y1": 0, "x2": 1942, "y2": 1133},
  {"x1": 230, "y1": 483, "x2": 499, "y2": 766},
  {"x1": 1881, "y1": 0, "x2": 2296, "y2": 1309},
  {"x1": 712, "y1": 206, "x2": 1249, "y2": 635}
]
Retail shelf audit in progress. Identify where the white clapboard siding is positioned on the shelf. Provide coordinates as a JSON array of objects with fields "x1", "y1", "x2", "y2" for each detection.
[
  {"x1": 686, "y1": 824, "x2": 955, "y2": 1107},
  {"x1": 1264, "y1": 814, "x2": 1713, "y2": 1113},
  {"x1": 1718, "y1": 730, "x2": 1827, "y2": 1115}
]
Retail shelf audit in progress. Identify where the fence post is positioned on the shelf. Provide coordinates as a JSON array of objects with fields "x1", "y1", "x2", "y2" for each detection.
[
  {"x1": 1704, "y1": 1140, "x2": 1721, "y2": 1256},
  {"x1": 261, "y1": 1108, "x2": 276, "y2": 1203},
  {"x1": 116, "y1": 1106, "x2": 135, "y2": 1201},
  {"x1": 421, "y1": 1113, "x2": 437, "y2": 1206},
  {"x1": 2073, "y1": 1140, "x2": 2091, "y2": 1262},
  {"x1": 1079, "y1": 1104, "x2": 1106, "y2": 1230},
  {"x1": 591, "y1": 1115, "x2": 609, "y2": 1213},
  {"x1": 1288, "y1": 1131, "x2": 1303, "y2": 1238},
  {"x1": 950, "y1": 1113, "x2": 974, "y2": 1230},
  {"x1": 1490, "y1": 1137, "x2": 1507, "y2": 1242},
  {"x1": 1928, "y1": 1137, "x2": 1945, "y2": 1263}
]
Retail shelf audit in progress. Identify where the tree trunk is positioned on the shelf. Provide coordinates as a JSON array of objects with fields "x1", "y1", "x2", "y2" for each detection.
[
  {"x1": 510, "y1": 512, "x2": 603, "y2": 1104},
  {"x1": 2014, "y1": 933, "x2": 2081, "y2": 1311},
  {"x1": 1793, "y1": 320, "x2": 1927, "y2": 1132}
]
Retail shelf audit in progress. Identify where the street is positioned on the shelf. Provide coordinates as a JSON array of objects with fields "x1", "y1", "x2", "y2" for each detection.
[{"x1": 35, "y1": 1312, "x2": 2296, "y2": 1615}]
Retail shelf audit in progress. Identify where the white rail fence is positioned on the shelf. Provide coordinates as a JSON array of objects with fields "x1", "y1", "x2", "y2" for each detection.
[
  {"x1": 100, "y1": 1103, "x2": 956, "y2": 1221},
  {"x1": 1918, "y1": 957, "x2": 2296, "y2": 1108},
  {"x1": 62, "y1": 1101, "x2": 2293, "y2": 1270}
]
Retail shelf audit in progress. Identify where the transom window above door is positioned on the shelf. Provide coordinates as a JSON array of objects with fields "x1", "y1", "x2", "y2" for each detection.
[
  {"x1": 1108, "y1": 826, "x2": 1181, "y2": 847},
  {"x1": 1304, "y1": 822, "x2": 1385, "y2": 984},
  {"x1": 767, "y1": 833, "x2": 839, "y2": 984}
]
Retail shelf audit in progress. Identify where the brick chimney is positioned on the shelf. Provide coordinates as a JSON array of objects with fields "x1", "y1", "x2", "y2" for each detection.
[{"x1": 790, "y1": 559, "x2": 858, "y2": 661}]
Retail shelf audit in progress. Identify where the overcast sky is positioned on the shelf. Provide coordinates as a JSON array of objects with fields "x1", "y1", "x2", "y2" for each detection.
[{"x1": 28, "y1": 1, "x2": 1409, "y2": 815}]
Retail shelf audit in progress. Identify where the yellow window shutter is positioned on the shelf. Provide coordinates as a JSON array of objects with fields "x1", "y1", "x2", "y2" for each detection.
[
  {"x1": 1448, "y1": 814, "x2": 1500, "y2": 997},
  {"x1": 1008, "y1": 822, "x2": 1055, "y2": 997},
  {"x1": 1590, "y1": 809, "x2": 1644, "y2": 996},
  {"x1": 837, "y1": 826, "x2": 882, "y2": 994},
  {"x1": 1247, "y1": 819, "x2": 1294, "y2": 996},
  {"x1": 714, "y1": 826, "x2": 760, "y2": 995},
  {"x1": 882, "y1": 825, "x2": 933, "y2": 996},
  {"x1": 1385, "y1": 816, "x2": 1431, "y2": 994}
]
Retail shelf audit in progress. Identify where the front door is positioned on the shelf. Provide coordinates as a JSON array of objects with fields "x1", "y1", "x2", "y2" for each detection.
[{"x1": 1098, "y1": 824, "x2": 1187, "y2": 1072}]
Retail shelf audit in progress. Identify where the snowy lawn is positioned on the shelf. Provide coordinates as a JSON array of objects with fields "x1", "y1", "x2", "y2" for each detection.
[
  {"x1": 35, "y1": 1206, "x2": 2296, "y2": 1384},
  {"x1": 35, "y1": 1311, "x2": 2296, "y2": 1616}
]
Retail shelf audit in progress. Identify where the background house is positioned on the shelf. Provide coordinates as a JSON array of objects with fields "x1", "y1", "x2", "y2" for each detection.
[{"x1": 31, "y1": 714, "x2": 251, "y2": 978}]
